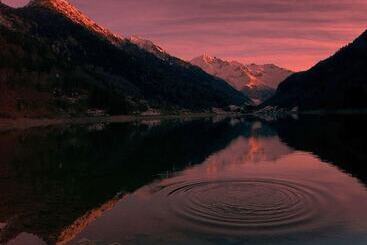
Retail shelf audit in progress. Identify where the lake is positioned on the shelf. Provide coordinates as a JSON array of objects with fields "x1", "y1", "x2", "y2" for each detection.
[{"x1": 1, "y1": 115, "x2": 367, "y2": 244}]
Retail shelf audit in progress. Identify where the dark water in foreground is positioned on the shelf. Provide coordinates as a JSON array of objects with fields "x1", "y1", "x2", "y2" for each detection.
[{"x1": 1, "y1": 115, "x2": 367, "y2": 244}]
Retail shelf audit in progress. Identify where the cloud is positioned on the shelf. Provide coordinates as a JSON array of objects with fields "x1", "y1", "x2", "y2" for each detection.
[{"x1": 4, "y1": 0, "x2": 367, "y2": 71}]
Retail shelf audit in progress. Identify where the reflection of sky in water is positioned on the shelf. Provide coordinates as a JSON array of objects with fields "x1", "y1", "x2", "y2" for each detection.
[
  {"x1": 68, "y1": 123, "x2": 367, "y2": 245},
  {"x1": 3, "y1": 117, "x2": 367, "y2": 245}
]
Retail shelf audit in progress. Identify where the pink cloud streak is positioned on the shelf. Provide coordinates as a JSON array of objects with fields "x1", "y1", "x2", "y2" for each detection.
[{"x1": 4, "y1": 0, "x2": 367, "y2": 71}]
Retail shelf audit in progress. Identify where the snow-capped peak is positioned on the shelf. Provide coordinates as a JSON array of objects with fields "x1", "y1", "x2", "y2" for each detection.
[
  {"x1": 127, "y1": 36, "x2": 170, "y2": 60},
  {"x1": 192, "y1": 54, "x2": 292, "y2": 89},
  {"x1": 128, "y1": 36, "x2": 165, "y2": 54},
  {"x1": 201, "y1": 53, "x2": 218, "y2": 63},
  {"x1": 246, "y1": 63, "x2": 293, "y2": 89},
  {"x1": 191, "y1": 55, "x2": 257, "y2": 90},
  {"x1": 27, "y1": 0, "x2": 123, "y2": 45},
  {"x1": 191, "y1": 54, "x2": 293, "y2": 103}
]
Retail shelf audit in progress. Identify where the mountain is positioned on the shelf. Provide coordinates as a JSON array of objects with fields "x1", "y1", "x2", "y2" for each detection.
[
  {"x1": 264, "y1": 30, "x2": 367, "y2": 111},
  {"x1": 246, "y1": 63, "x2": 294, "y2": 89},
  {"x1": 27, "y1": 0, "x2": 122, "y2": 44},
  {"x1": 191, "y1": 54, "x2": 292, "y2": 104},
  {"x1": 127, "y1": 36, "x2": 171, "y2": 61},
  {"x1": 0, "y1": 0, "x2": 249, "y2": 118}
]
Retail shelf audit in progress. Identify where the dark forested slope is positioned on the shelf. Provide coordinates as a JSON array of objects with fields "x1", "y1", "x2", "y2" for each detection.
[
  {"x1": 264, "y1": 30, "x2": 367, "y2": 111},
  {"x1": 0, "y1": 0, "x2": 249, "y2": 117}
]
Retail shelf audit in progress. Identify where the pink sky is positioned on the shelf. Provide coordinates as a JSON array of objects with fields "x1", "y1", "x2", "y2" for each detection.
[{"x1": 4, "y1": 0, "x2": 367, "y2": 71}]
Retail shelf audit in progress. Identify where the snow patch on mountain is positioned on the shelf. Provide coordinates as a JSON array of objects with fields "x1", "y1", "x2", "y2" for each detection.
[
  {"x1": 192, "y1": 54, "x2": 256, "y2": 91},
  {"x1": 191, "y1": 54, "x2": 293, "y2": 103},
  {"x1": 247, "y1": 63, "x2": 293, "y2": 89},
  {"x1": 127, "y1": 36, "x2": 170, "y2": 60}
]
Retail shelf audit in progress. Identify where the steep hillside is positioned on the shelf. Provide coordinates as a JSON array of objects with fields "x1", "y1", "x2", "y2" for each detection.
[
  {"x1": 264, "y1": 30, "x2": 367, "y2": 111},
  {"x1": 0, "y1": 0, "x2": 249, "y2": 118}
]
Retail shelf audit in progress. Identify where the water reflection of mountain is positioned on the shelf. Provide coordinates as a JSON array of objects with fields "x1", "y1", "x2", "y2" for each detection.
[
  {"x1": 1, "y1": 115, "x2": 367, "y2": 243},
  {"x1": 271, "y1": 115, "x2": 367, "y2": 184},
  {"x1": 0, "y1": 118, "x2": 247, "y2": 243},
  {"x1": 68, "y1": 117, "x2": 367, "y2": 245}
]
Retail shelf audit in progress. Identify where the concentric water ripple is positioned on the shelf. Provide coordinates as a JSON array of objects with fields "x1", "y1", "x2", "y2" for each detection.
[{"x1": 161, "y1": 178, "x2": 336, "y2": 235}]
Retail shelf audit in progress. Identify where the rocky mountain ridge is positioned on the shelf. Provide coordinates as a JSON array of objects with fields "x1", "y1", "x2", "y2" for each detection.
[
  {"x1": 0, "y1": 0, "x2": 249, "y2": 118},
  {"x1": 191, "y1": 54, "x2": 292, "y2": 103}
]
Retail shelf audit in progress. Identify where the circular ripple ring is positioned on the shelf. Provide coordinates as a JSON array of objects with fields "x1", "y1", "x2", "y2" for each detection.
[{"x1": 164, "y1": 179, "x2": 332, "y2": 233}]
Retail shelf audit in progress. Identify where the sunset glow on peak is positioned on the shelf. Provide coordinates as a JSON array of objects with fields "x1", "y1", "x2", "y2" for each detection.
[
  {"x1": 3, "y1": 0, "x2": 367, "y2": 71},
  {"x1": 1, "y1": 0, "x2": 367, "y2": 243}
]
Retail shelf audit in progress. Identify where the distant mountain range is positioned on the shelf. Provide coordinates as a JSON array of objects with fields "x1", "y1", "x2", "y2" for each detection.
[
  {"x1": 264, "y1": 30, "x2": 367, "y2": 111},
  {"x1": 0, "y1": 0, "x2": 250, "y2": 118},
  {"x1": 191, "y1": 54, "x2": 292, "y2": 104},
  {"x1": 1, "y1": 0, "x2": 366, "y2": 117}
]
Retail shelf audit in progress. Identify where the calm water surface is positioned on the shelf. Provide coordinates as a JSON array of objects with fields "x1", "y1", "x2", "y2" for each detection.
[{"x1": 1, "y1": 115, "x2": 367, "y2": 244}]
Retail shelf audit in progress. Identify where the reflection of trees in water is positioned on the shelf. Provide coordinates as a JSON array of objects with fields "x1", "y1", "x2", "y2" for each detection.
[
  {"x1": 1, "y1": 115, "x2": 366, "y2": 243},
  {"x1": 0, "y1": 118, "x2": 247, "y2": 243},
  {"x1": 272, "y1": 115, "x2": 367, "y2": 184}
]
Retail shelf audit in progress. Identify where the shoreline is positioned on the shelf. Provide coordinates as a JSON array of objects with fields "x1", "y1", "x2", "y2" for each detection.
[
  {"x1": 1, "y1": 109, "x2": 367, "y2": 131},
  {"x1": 0, "y1": 113, "x2": 244, "y2": 131}
]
